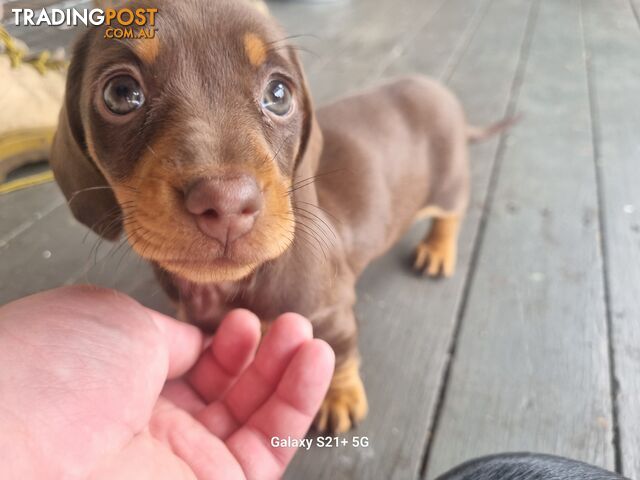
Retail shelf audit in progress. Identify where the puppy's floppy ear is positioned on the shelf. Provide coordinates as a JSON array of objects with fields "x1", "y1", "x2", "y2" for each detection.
[
  {"x1": 50, "y1": 33, "x2": 122, "y2": 240},
  {"x1": 290, "y1": 50, "x2": 323, "y2": 174}
]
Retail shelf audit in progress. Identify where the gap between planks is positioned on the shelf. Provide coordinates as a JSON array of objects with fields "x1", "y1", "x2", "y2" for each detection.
[
  {"x1": 580, "y1": 0, "x2": 622, "y2": 473},
  {"x1": 417, "y1": 0, "x2": 542, "y2": 477}
]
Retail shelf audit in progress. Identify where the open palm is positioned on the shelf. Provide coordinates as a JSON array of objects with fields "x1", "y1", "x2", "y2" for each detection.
[{"x1": 0, "y1": 286, "x2": 333, "y2": 480}]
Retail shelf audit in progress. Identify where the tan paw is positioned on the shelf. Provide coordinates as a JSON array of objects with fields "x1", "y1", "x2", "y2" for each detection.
[
  {"x1": 314, "y1": 359, "x2": 368, "y2": 433},
  {"x1": 414, "y1": 238, "x2": 457, "y2": 277}
]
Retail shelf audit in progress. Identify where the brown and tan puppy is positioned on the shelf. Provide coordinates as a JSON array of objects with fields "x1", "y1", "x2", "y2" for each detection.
[{"x1": 51, "y1": 0, "x2": 504, "y2": 433}]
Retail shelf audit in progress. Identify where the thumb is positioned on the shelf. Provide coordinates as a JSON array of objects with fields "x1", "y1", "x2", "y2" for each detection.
[{"x1": 145, "y1": 308, "x2": 204, "y2": 379}]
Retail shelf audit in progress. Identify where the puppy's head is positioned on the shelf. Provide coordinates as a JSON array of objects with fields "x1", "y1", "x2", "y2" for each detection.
[{"x1": 51, "y1": 0, "x2": 321, "y2": 283}]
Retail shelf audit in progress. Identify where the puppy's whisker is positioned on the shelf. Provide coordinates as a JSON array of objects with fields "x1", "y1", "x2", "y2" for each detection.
[
  {"x1": 67, "y1": 186, "x2": 117, "y2": 206},
  {"x1": 293, "y1": 210, "x2": 336, "y2": 252},
  {"x1": 294, "y1": 220, "x2": 328, "y2": 261},
  {"x1": 110, "y1": 224, "x2": 140, "y2": 258},
  {"x1": 146, "y1": 144, "x2": 158, "y2": 157},
  {"x1": 287, "y1": 179, "x2": 317, "y2": 195},
  {"x1": 266, "y1": 44, "x2": 319, "y2": 58},
  {"x1": 287, "y1": 168, "x2": 347, "y2": 195},
  {"x1": 101, "y1": 215, "x2": 138, "y2": 258},
  {"x1": 265, "y1": 33, "x2": 321, "y2": 56},
  {"x1": 113, "y1": 235, "x2": 136, "y2": 272},
  {"x1": 297, "y1": 233, "x2": 325, "y2": 263},
  {"x1": 296, "y1": 200, "x2": 342, "y2": 224},
  {"x1": 301, "y1": 222, "x2": 332, "y2": 258},
  {"x1": 288, "y1": 226, "x2": 323, "y2": 263},
  {"x1": 267, "y1": 211, "x2": 321, "y2": 261},
  {"x1": 289, "y1": 168, "x2": 346, "y2": 187},
  {"x1": 84, "y1": 204, "x2": 121, "y2": 240},
  {"x1": 265, "y1": 218, "x2": 305, "y2": 264},
  {"x1": 84, "y1": 205, "x2": 130, "y2": 262},
  {"x1": 266, "y1": 33, "x2": 321, "y2": 44},
  {"x1": 293, "y1": 206, "x2": 337, "y2": 241},
  {"x1": 261, "y1": 135, "x2": 292, "y2": 170}
]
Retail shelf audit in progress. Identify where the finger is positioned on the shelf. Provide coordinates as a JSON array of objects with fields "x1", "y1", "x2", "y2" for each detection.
[
  {"x1": 225, "y1": 340, "x2": 334, "y2": 478},
  {"x1": 145, "y1": 308, "x2": 204, "y2": 379},
  {"x1": 186, "y1": 309, "x2": 261, "y2": 402},
  {"x1": 225, "y1": 313, "x2": 313, "y2": 423},
  {"x1": 161, "y1": 379, "x2": 206, "y2": 413},
  {"x1": 194, "y1": 313, "x2": 312, "y2": 439},
  {"x1": 149, "y1": 398, "x2": 246, "y2": 480}
]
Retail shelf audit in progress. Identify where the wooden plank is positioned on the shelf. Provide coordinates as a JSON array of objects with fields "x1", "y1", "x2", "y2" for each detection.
[
  {"x1": 298, "y1": 0, "x2": 450, "y2": 103},
  {"x1": 424, "y1": 1, "x2": 615, "y2": 477},
  {"x1": 379, "y1": 0, "x2": 492, "y2": 80},
  {"x1": 71, "y1": 244, "x2": 175, "y2": 314},
  {"x1": 285, "y1": 0, "x2": 534, "y2": 478},
  {"x1": 0, "y1": 181, "x2": 64, "y2": 248},
  {"x1": 0, "y1": 204, "x2": 166, "y2": 311},
  {"x1": 630, "y1": 0, "x2": 640, "y2": 25},
  {"x1": 0, "y1": 205, "x2": 117, "y2": 304},
  {"x1": 582, "y1": 1, "x2": 640, "y2": 477}
]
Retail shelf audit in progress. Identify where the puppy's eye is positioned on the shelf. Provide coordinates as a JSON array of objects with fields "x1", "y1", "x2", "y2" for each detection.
[
  {"x1": 261, "y1": 80, "x2": 292, "y2": 116},
  {"x1": 103, "y1": 75, "x2": 145, "y2": 115}
]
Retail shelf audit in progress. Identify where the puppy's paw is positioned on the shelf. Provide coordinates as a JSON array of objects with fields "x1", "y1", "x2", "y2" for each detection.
[
  {"x1": 314, "y1": 359, "x2": 368, "y2": 433},
  {"x1": 414, "y1": 237, "x2": 457, "y2": 277}
]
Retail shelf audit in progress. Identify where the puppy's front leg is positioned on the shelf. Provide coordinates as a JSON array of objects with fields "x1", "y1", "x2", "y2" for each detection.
[
  {"x1": 313, "y1": 308, "x2": 368, "y2": 433},
  {"x1": 414, "y1": 214, "x2": 462, "y2": 277},
  {"x1": 315, "y1": 355, "x2": 368, "y2": 434}
]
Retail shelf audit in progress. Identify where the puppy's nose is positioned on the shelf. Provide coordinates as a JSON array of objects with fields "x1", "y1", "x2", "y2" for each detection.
[{"x1": 185, "y1": 175, "x2": 262, "y2": 245}]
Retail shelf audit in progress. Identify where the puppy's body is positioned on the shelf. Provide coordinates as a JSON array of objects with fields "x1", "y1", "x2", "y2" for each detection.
[
  {"x1": 51, "y1": 0, "x2": 486, "y2": 433},
  {"x1": 173, "y1": 75, "x2": 468, "y2": 309},
  {"x1": 161, "y1": 75, "x2": 471, "y2": 431},
  {"x1": 316, "y1": 76, "x2": 468, "y2": 272}
]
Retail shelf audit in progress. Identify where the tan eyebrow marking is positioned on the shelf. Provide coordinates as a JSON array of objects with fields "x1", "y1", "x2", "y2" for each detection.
[
  {"x1": 243, "y1": 33, "x2": 267, "y2": 67},
  {"x1": 133, "y1": 35, "x2": 160, "y2": 65}
]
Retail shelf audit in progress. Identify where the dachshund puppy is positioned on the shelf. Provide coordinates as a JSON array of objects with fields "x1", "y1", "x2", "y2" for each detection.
[
  {"x1": 434, "y1": 453, "x2": 627, "y2": 480},
  {"x1": 51, "y1": 0, "x2": 503, "y2": 432}
]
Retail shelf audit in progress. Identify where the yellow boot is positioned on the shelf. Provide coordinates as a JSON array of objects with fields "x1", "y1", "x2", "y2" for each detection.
[{"x1": 0, "y1": 15, "x2": 66, "y2": 192}]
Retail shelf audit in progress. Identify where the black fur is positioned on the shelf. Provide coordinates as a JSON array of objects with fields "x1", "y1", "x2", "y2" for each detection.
[{"x1": 435, "y1": 453, "x2": 627, "y2": 480}]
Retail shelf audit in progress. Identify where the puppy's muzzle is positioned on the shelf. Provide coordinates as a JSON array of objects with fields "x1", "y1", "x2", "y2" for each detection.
[{"x1": 185, "y1": 174, "x2": 263, "y2": 246}]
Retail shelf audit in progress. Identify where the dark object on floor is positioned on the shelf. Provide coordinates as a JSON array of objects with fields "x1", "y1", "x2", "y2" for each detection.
[{"x1": 435, "y1": 453, "x2": 627, "y2": 480}]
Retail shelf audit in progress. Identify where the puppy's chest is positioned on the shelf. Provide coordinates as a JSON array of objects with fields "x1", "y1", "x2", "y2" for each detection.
[
  {"x1": 175, "y1": 279, "x2": 242, "y2": 330},
  {"x1": 168, "y1": 247, "x2": 348, "y2": 331},
  {"x1": 173, "y1": 275, "x2": 291, "y2": 331}
]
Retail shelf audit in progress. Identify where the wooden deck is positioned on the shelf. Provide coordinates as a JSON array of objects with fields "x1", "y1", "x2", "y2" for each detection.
[{"x1": 2, "y1": 0, "x2": 640, "y2": 478}]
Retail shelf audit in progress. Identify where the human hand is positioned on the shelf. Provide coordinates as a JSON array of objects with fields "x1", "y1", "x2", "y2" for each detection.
[{"x1": 0, "y1": 286, "x2": 333, "y2": 479}]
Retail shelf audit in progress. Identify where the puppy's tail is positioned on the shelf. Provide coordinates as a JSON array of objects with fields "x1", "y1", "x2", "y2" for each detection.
[{"x1": 467, "y1": 114, "x2": 521, "y2": 144}]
